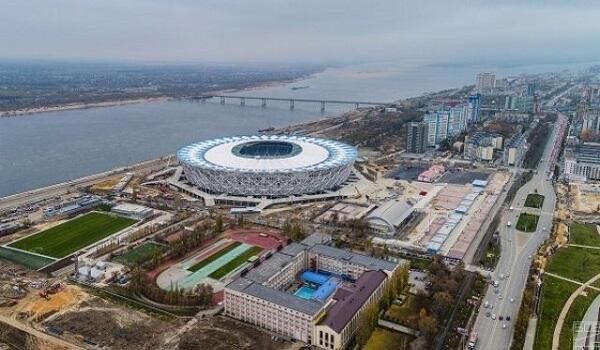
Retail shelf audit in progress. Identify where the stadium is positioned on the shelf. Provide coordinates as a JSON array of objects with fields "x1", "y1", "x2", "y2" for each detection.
[{"x1": 176, "y1": 135, "x2": 357, "y2": 197}]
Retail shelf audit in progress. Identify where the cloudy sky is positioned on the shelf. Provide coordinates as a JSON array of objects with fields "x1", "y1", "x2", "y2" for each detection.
[{"x1": 2, "y1": 0, "x2": 600, "y2": 64}]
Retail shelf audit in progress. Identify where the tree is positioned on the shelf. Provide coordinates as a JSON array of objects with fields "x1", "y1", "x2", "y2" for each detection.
[
  {"x1": 356, "y1": 302, "x2": 380, "y2": 346},
  {"x1": 432, "y1": 291, "x2": 453, "y2": 316},
  {"x1": 418, "y1": 315, "x2": 438, "y2": 336},
  {"x1": 214, "y1": 215, "x2": 224, "y2": 233}
]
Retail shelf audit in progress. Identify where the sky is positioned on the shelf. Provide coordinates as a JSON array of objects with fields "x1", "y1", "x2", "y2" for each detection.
[{"x1": 2, "y1": 0, "x2": 600, "y2": 65}]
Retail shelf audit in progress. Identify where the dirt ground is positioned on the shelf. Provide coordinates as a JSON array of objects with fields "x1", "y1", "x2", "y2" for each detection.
[
  {"x1": 19, "y1": 286, "x2": 85, "y2": 322},
  {"x1": 46, "y1": 299, "x2": 182, "y2": 350},
  {"x1": 177, "y1": 317, "x2": 294, "y2": 350}
]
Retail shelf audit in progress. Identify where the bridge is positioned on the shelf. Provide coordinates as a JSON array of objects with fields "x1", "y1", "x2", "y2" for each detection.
[{"x1": 190, "y1": 94, "x2": 391, "y2": 111}]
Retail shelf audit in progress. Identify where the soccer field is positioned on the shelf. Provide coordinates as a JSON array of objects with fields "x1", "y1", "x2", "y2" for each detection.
[{"x1": 9, "y1": 212, "x2": 137, "y2": 258}]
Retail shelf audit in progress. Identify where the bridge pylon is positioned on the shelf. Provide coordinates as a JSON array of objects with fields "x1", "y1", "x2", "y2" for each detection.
[{"x1": 289, "y1": 100, "x2": 295, "y2": 110}]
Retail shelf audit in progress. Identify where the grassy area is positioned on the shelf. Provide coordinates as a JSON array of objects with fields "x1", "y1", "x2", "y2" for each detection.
[
  {"x1": 383, "y1": 294, "x2": 428, "y2": 329},
  {"x1": 524, "y1": 193, "x2": 545, "y2": 209},
  {"x1": 559, "y1": 288, "x2": 600, "y2": 350},
  {"x1": 516, "y1": 213, "x2": 539, "y2": 232},
  {"x1": 9, "y1": 212, "x2": 137, "y2": 258},
  {"x1": 362, "y1": 327, "x2": 413, "y2": 350},
  {"x1": 114, "y1": 242, "x2": 165, "y2": 266},
  {"x1": 546, "y1": 247, "x2": 600, "y2": 283},
  {"x1": 0, "y1": 247, "x2": 55, "y2": 270},
  {"x1": 187, "y1": 241, "x2": 241, "y2": 272},
  {"x1": 570, "y1": 223, "x2": 600, "y2": 247},
  {"x1": 208, "y1": 246, "x2": 263, "y2": 280},
  {"x1": 534, "y1": 276, "x2": 579, "y2": 350}
]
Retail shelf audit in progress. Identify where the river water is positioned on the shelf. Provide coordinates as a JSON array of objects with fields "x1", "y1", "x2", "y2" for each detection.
[{"x1": 0, "y1": 60, "x2": 597, "y2": 197}]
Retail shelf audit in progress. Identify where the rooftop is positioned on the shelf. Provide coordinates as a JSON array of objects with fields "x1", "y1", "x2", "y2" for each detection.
[
  {"x1": 319, "y1": 270, "x2": 387, "y2": 333},
  {"x1": 226, "y1": 277, "x2": 323, "y2": 316},
  {"x1": 309, "y1": 244, "x2": 397, "y2": 272}
]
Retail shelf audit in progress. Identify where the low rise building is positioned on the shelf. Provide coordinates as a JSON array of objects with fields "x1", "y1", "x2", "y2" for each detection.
[
  {"x1": 111, "y1": 203, "x2": 154, "y2": 220},
  {"x1": 463, "y1": 132, "x2": 503, "y2": 162},
  {"x1": 564, "y1": 142, "x2": 600, "y2": 182},
  {"x1": 366, "y1": 199, "x2": 415, "y2": 235}
]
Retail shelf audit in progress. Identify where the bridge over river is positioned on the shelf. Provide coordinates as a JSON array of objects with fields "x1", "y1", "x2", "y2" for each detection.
[{"x1": 190, "y1": 94, "x2": 392, "y2": 111}]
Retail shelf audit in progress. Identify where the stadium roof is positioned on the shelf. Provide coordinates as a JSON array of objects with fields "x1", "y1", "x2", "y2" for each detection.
[{"x1": 177, "y1": 135, "x2": 357, "y2": 173}]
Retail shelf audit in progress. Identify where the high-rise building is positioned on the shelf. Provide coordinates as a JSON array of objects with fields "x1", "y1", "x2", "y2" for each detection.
[
  {"x1": 505, "y1": 95, "x2": 534, "y2": 113},
  {"x1": 476, "y1": 73, "x2": 496, "y2": 92},
  {"x1": 424, "y1": 106, "x2": 468, "y2": 146},
  {"x1": 406, "y1": 122, "x2": 428, "y2": 153},
  {"x1": 582, "y1": 109, "x2": 600, "y2": 133},
  {"x1": 526, "y1": 83, "x2": 536, "y2": 97},
  {"x1": 467, "y1": 94, "x2": 481, "y2": 123}
]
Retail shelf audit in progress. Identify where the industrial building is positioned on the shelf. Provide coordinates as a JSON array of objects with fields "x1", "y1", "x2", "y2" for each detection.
[
  {"x1": 366, "y1": 199, "x2": 416, "y2": 235},
  {"x1": 224, "y1": 233, "x2": 400, "y2": 349},
  {"x1": 177, "y1": 135, "x2": 357, "y2": 197}
]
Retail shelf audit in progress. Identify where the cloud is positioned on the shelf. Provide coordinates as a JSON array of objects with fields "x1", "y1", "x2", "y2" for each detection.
[{"x1": 1, "y1": 0, "x2": 600, "y2": 64}]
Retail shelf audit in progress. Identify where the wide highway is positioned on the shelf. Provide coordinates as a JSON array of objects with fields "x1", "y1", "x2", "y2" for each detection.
[{"x1": 470, "y1": 113, "x2": 564, "y2": 349}]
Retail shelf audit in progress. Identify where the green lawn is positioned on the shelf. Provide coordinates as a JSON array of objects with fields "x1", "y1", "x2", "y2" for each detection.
[
  {"x1": 363, "y1": 327, "x2": 413, "y2": 350},
  {"x1": 570, "y1": 223, "x2": 600, "y2": 247},
  {"x1": 534, "y1": 245, "x2": 600, "y2": 349},
  {"x1": 546, "y1": 247, "x2": 600, "y2": 283},
  {"x1": 383, "y1": 294, "x2": 428, "y2": 329},
  {"x1": 208, "y1": 246, "x2": 262, "y2": 280},
  {"x1": 524, "y1": 193, "x2": 545, "y2": 209},
  {"x1": 8, "y1": 212, "x2": 137, "y2": 258},
  {"x1": 0, "y1": 247, "x2": 55, "y2": 270},
  {"x1": 534, "y1": 276, "x2": 579, "y2": 350},
  {"x1": 187, "y1": 241, "x2": 242, "y2": 272},
  {"x1": 516, "y1": 213, "x2": 539, "y2": 232},
  {"x1": 114, "y1": 242, "x2": 165, "y2": 266},
  {"x1": 559, "y1": 288, "x2": 600, "y2": 350}
]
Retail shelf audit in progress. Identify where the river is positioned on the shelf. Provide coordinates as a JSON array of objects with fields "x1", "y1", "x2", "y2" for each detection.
[{"x1": 0, "y1": 60, "x2": 597, "y2": 197}]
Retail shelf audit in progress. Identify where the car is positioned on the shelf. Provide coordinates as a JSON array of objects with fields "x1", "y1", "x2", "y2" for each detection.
[
  {"x1": 506, "y1": 316, "x2": 511, "y2": 321},
  {"x1": 528, "y1": 255, "x2": 532, "y2": 259},
  {"x1": 500, "y1": 274, "x2": 505, "y2": 280},
  {"x1": 509, "y1": 206, "x2": 514, "y2": 210},
  {"x1": 486, "y1": 311, "x2": 491, "y2": 317},
  {"x1": 491, "y1": 314, "x2": 496, "y2": 320},
  {"x1": 503, "y1": 324, "x2": 507, "y2": 329},
  {"x1": 510, "y1": 298, "x2": 514, "y2": 303},
  {"x1": 499, "y1": 316, "x2": 504, "y2": 321},
  {"x1": 498, "y1": 295, "x2": 503, "y2": 300}
]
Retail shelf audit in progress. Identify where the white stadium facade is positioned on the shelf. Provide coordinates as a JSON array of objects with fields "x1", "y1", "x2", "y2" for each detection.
[{"x1": 177, "y1": 135, "x2": 358, "y2": 197}]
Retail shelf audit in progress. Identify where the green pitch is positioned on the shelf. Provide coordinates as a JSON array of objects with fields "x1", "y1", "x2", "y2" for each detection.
[{"x1": 9, "y1": 212, "x2": 137, "y2": 258}]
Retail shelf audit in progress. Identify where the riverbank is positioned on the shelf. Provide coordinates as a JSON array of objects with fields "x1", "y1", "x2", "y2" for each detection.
[
  {"x1": 0, "y1": 73, "x2": 316, "y2": 118},
  {"x1": 0, "y1": 97, "x2": 172, "y2": 118}
]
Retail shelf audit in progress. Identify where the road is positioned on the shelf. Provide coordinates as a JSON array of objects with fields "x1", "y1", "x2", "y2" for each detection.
[
  {"x1": 470, "y1": 113, "x2": 564, "y2": 349},
  {"x1": 0, "y1": 156, "x2": 173, "y2": 212}
]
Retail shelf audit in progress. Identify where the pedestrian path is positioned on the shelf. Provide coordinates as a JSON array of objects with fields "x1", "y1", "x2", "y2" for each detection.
[{"x1": 551, "y1": 272, "x2": 600, "y2": 349}]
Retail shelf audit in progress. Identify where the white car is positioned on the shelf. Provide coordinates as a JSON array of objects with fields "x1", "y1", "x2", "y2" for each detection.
[
  {"x1": 503, "y1": 324, "x2": 507, "y2": 329},
  {"x1": 492, "y1": 314, "x2": 496, "y2": 320},
  {"x1": 510, "y1": 298, "x2": 514, "y2": 303},
  {"x1": 498, "y1": 295, "x2": 503, "y2": 300}
]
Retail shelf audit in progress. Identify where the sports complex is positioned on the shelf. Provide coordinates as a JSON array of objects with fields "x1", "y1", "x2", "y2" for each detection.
[
  {"x1": 156, "y1": 229, "x2": 286, "y2": 292},
  {"x1": 176, "y1": 135, "x2": 357, "y2": 197},
  {"x1": 0, "y1": 211, "x2": 138, "y2": 270}
]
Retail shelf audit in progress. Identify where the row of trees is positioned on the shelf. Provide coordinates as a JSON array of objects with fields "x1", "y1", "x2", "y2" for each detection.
[
  {"x1": 356, "y1": 265, "x2": 410, "y2": 346},
  {"x1": 128, "y1": 268, "x2": 213, "y2": 306},
  {"x1": 282, "y1": 220, "x2": 306, "y2": 241}
]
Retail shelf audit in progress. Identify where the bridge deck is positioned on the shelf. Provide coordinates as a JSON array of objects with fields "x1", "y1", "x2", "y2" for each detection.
[{"x1": 197, "y1": 94, "x2": 390, "y2": 106}]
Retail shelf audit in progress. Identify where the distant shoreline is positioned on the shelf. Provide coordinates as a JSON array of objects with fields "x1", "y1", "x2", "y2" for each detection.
[{"x1": 0, "y1": 74, "x2": 314, "y2": 118}]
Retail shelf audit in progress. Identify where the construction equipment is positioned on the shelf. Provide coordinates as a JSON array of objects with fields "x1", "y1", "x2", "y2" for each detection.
[{"x1": 39, "y1": 282, "x2": 64, "y2": 299}]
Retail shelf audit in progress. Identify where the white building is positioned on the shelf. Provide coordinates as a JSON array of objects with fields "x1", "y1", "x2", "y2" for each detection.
[
  {"x1": 564, "y1": 143, "x2": 600, "y2": 181},
  {"x1": 476, "y1": 72, "x2": 496, "y2": 92},
  {"x1": 424, "y1": 106, "x2": 468, "y2": 146},
  {"x1": 111, "y1": 203, "x2": 154, "y2": 220}
]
